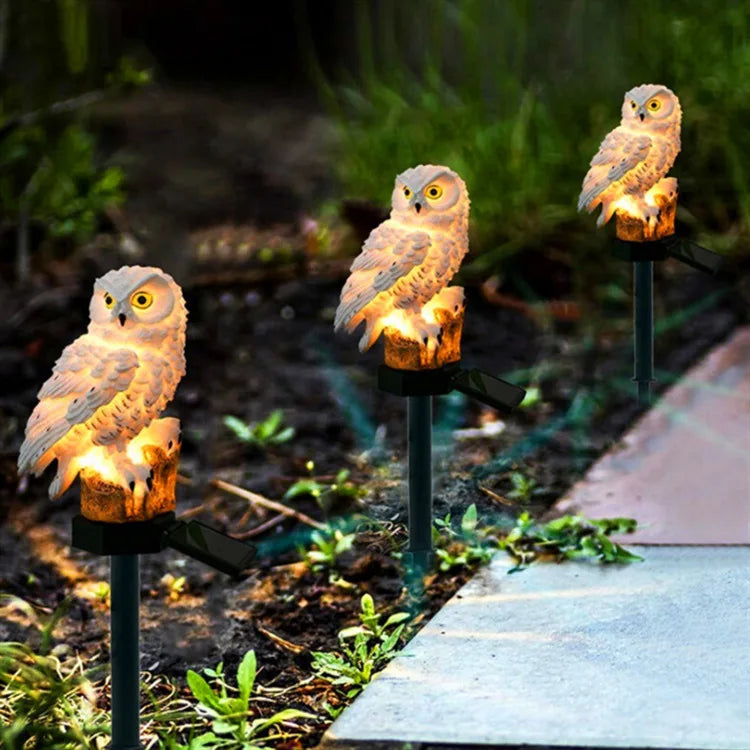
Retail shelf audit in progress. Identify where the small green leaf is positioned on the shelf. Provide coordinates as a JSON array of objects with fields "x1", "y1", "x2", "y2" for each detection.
[
  {"x1": 236, "y1": 649, "x2": 256, "y2": 708},
  {"x1": 186, "y1": 670, "x2": 220, "y2": 713},
  {"x1": 223, "y1": 415, "x2": 253, "y2": 442},
  {"x1": 383, "y1": 612, "x2": 410, "y2": 629},
  {"x1": 461, "y1": 503, "x2": 478, "y2": 534},
  {"x1": 249, "y1": 708, "x2": 316, "y2": 736}
]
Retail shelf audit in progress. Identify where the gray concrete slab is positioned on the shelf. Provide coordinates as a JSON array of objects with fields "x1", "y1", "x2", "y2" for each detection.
[
  {"x1": 326, "y1": 548, "x2": 750, "y2": 749},
  {"x1": 555, "y1": 326, "x2": 750, "y2": 544}
]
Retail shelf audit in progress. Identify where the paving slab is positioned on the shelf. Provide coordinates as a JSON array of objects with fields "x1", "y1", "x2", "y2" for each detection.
[
  {"x1": 556, "y1": 326, "x2": 750, "y2": 544},
  {"x1": 326, "y1": 548, "x2": 750, "y2": 749}
]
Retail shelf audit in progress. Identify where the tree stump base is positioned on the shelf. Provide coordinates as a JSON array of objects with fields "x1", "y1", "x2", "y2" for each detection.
[
  {"x1": 616, "y1": 178, "x2": 678, "y2": 242},
  {"x1": 80, "y1": 444, "x2": 180, "y2": 523},
  {"x1": 384, "y1": 303, "x2": 464, "y2": 371}
]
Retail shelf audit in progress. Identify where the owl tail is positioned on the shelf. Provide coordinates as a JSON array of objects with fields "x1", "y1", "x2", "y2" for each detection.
[
  {"x1": 357, "y1": 315, "x2": 385, "y2": 352},
  {"x1": 597, "y1": 200, "x2": 617, "y2": 227},
  {"x1": 48, "y1": 456, "x2": 80, "y2": 500}
]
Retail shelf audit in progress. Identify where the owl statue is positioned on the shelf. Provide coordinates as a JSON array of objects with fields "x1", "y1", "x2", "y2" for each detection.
[
  {"x1": 18, "y1": 266, "x2": 187, "y2": 500},
  {"x1": 335, "y1": 164, "x2": 469, "y2": 352},
  {"x1": 578, "y1": 84, "x2": 682, "y2": 226}
]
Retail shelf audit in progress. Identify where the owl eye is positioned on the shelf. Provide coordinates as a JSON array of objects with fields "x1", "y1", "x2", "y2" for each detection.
[
  {"x1": 630, "y1": 101, "x2": 637, "y2": 109},
  {"x1": 403, "y1": 187, "x2": 412, "y2": 199},
  {"x1": 647, "y1": 99, "x2": 661, "y2": 111},
  {"x1": 104, "y1": 294, "x2": 115, "y2": 309},
  {"x1": 131, "y1": 290, "x2": 154, "y2": 309},
  {"x1": 425, "y1": 184, "x2": 443, "y2": 200}
]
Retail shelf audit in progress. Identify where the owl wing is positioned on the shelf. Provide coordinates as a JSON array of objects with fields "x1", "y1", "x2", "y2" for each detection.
[
  {"x1": 18, "y1": 339, "x2": 138, "y2": 475},
  {"x1": 578, "y1": 129, "x2": 652, "y2": 211},
  {"x1": 334, "y1": 225, "x2": 431, "y2": 331}
]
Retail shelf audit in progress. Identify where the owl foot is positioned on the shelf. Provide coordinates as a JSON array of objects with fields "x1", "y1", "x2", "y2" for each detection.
[
  {"x1": 131, "y1": 417, "x2": 181, "y2": 457},
  {"x1": 424, "y1": 286, "x2": 465, "y2": 317},
  {"x1": 412, "y1": 318, "x2": 443, "y2": 353},
  {"x1": 643, "y1": 203, "x2": 661, "y2": 224},
  {"x1": 109, "y1": 453, "x2": 153, "y2": 513}
]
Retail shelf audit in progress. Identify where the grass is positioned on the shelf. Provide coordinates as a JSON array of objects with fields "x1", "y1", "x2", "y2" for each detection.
[{"x1": 303, "y1": 0, "x2": 750, "y2": 276}]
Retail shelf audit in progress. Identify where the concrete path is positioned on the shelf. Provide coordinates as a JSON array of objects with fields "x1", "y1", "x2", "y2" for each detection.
[
  {"x1": 556, "y1": 326, "x2": 750, "y2": 544},
  {"x1": 326, "y1": 548, "x2": 750, "y2": 749}
]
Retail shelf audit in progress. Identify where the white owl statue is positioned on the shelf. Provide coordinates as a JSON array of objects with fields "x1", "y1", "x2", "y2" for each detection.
[
  {"x1": 18, "y1": 266, "x2": 187, "y2": 503},
  {"x1": 335, "y1": 164, "x2": 470, "y2": 352},
  {"x1": 578, "y1": 84, "x2": 682, "y2": 227}
]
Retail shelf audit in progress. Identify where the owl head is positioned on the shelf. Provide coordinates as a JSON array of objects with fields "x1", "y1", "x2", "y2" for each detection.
[
  {"x1": 390, "y1": 164, "x2": 469, "y2": 223},
  {"x1": 620, "y1": 84, "x2": 681, "y2": 131},
  {"x1": 88, "y1": 265, "x2": 187, "y2": 343}
]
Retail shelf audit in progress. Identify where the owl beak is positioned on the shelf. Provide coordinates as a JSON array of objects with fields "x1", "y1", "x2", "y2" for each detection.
[
  {"x1": 414, "y1": 202, "x2": 422, "y2": 214},
  {"x1": 639, "y1": 112, "x2": 645, "y2": 122},
  {"x1": 118, "y1": 313, "x2": 127, "y2": 327}
]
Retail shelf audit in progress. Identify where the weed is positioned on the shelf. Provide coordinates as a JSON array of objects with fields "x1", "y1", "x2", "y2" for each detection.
[
  {"x1": 92, "y1": 581, "x2": 110, "y2": 604},
  {"x1": 182, "y1": 650, "x2": 315, "y2": 748},
  {"x1": 161, "y1": 574, "x2": 187, "y2": 602},
  {"x1": 0, "y1": 596, "x2": 108, "y2": 749},
  {"x1": 284, "y1": 461, "x2": 364, "y2": 513},
  {"x1": 222, "y1": 411, "x2": 295, "y2": 450},
  {"x1": 301, "y1": 525, "x2": 356, "y2": 576},
  {"x1": 519, "y1": 386, "x2": 542, "y2": 409},
  {"x1": 500, "y1": 512, "x2": 643, "y2": 572},
  {"x1": 433, "y1": 504, "x2": 496, "y2": 572},
  {"x1": 311, "y1": 594, "x2": 409, "y2": 697},
  {"x1": 506, "y1": 471, "x2": 541, "y2": 502}
]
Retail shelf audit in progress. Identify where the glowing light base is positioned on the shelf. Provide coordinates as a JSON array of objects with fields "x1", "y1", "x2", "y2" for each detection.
[
  {"x1": 615, "y1": 179, "x2": 677, "y2": 242},
  {"x1": 80, "y1": 444, "x2": 179, "y2": 523},
  {"x1": 383, "y1": 303, "x2": 464, "y2": 371}
]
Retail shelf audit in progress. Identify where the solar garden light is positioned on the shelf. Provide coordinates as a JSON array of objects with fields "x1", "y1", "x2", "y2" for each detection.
[
  {"x1": 17, "y1": 266, "x2": 255, "y2": 750},
  {"x1": 578, "y1": 84, "x2": 723, "y2": 405},
  {"x1": 334, "y1": 165, "x2": 526, "y2": 572}
]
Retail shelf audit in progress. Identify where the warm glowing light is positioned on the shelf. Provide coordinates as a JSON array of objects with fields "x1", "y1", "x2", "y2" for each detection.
[
  {"x1": 611, "y1": 194, "x2": 644, "y2": 220},
  {"x1": 380, "y1": 309, "x2": 424, "y2": 340},
  {"x1": 77, "y1": 446, "x2": 122, "y2": 484}
]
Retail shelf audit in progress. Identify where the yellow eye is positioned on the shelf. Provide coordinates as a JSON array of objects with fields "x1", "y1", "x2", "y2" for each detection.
[
  {"x1": 425, "y1": 184, "x2": 443, "y2": 200},
  {"x1": 648, "y1": 99, "x2": 661, "y2": 111},
  {"x1": 104, "y1": 294, "x2": 115, "y2": 309},
  {"x1": 403, "y1": 187, "x2": 412, "y2": 198},
  {"x1": 131, "y1": 290, "x2": 153, "y2": 309},
  {"x1": 630, "y1": 101, "x2": 637, "y2": 109}
]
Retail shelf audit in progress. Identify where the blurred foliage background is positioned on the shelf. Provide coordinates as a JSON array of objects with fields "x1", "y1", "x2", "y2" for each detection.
[
  {"x1": 306, "y1": 0, "x2": 749, "y2": 271},
  {"x1": 0, "y1": 0, "x2": 747, "y2": 286}
]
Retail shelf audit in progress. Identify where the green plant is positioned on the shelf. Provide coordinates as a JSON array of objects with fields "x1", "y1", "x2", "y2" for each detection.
[
  {"x1": 161, "y1": 573, "x2": 187, "y2": 602},
  {"x1": 506, "y1": 471, "x2": 541, "y2": 502},
  {"x1": 433, "y1": 504, "x2": 496, "y2": 571},
  {"x1": 500, "y1": 512, "x2": 643, "y2": 572},
  {"x1": 0, "y1": 123, "x2": 125, "y2": 242},
  {"x1": 0, "y1": 596, "x2": 108, "y2": 749},
  {"x1": 302, "y1": 524, "x2": 356, "y2": 573},
  {"x1": 284, "y1": 461, "x2": 364, "y2": 512},
  {"x1": 184, "y1": 650, "x2": 314, "y2": 748},
  {"x1": 92, "y1": 581, "x2": 110, "y2": 604},
  {"x1": 222, "y1": 411, "x2": 295, "y2": 449},
  {"x1": 519, "y1": 385, "x2": 542, "y2": 409},
  {"x1": 311, "y1": 594, "x2": 409, "y2": 697}
]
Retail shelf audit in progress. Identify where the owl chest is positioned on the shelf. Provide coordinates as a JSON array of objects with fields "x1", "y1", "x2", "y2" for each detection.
[{"x1": 89, "y1": 353, "x2": 178, "y2": 443}]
